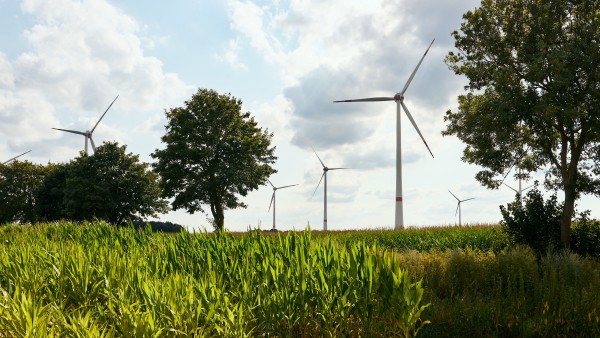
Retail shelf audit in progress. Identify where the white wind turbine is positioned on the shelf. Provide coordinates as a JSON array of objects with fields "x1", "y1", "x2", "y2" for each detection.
[
  {"x1": 311, "y1": 148, "x2": 349, "y2": 231},
  {"x1": 334, "y1": 39, "x2": 435, "y2": 229},
  {"x1": 53, "y1": 95, "x2": 119, "y2": 155},
  {"x1": 449, "y1": 190, "x2": 474, "y2": 226},
  {"x1": 2, "y1": 150, "x2": 31, "y2": 165},
  {"x1": 502, "y1": 167, "x2": 534, "y2": 199},
  {"x1": 268, "y1": 180, "x2": 298, "y2": 231}
]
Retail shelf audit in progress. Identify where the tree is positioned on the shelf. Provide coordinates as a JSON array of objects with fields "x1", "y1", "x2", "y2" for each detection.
[
  {"x1": 38, "y1": 142, "x2": 168, "y2": 224},
  {"x1": 152, "y1": 88, "x2": 277, "y2": 231},
  {"x1": 443, "y1": 0, "x2": 600, "y2": 246},
  {"x1": 500, "y1": 185, "x2": 562, "y2": 255},
  {"x1": 0, "y1": 161, "x2": 52, "y2": 224},
  {"x1": 36, "y1": 162, "x2": 70, "y2": 221}
]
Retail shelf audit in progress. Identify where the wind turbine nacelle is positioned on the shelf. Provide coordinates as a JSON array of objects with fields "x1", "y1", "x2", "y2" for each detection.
[{"x1": 393, "y1": 94, "x2": 404, "y2": 101}]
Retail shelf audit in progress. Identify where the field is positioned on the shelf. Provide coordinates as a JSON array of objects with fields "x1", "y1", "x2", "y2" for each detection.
[{"x1": 1, "y1": 222, "x2": 599, "y2": 337}]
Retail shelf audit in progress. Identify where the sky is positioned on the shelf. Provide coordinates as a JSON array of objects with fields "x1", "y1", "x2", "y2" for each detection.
[{"x1": 1, "y1": 0, "x2": 598, "y2": 232}]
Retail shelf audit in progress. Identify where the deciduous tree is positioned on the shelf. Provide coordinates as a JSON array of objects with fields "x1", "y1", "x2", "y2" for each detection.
[
  {"x1": 0, "y1": 161, "x2": 51, "y2": 224},
  {"x1": 444, "y1": 0, "x2": 600, "y2": 246},
  {"x1": 152, "y1": 88, "x2": 277, "y2": 231},
  {"x1": 38, "y1": 142, "x2": 168, "y2": 224}
]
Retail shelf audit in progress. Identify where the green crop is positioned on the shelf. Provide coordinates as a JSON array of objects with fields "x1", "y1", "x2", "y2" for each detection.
[{"x1": 0, "y1": 221, "x2": 429, "y2": 337}]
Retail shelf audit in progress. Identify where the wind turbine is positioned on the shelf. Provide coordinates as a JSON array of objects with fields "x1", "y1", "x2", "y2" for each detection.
[
  {"x1": 268, "y1": 180, "x2": 298, "y2": 231},
  {"x1": 311, "y1": 148, "x2": 349, "y2": 231},
  {"x1": 502, "y1": 167, "x2": 534, "y2": 198},
  {"x1": 2, "y1": 150, "x2": 31, "y2": 165},
  {"x1": 334, "y1": 39, "x2": 435, "y2": 229},
  {"x1": 449, "y1": 190, "x2": 474, "y2": 226},
  {"x1": 53, "y1": 95, "x2": 119, "y2": 155}
]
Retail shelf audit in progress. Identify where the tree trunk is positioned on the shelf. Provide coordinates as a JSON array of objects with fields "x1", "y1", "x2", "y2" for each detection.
[
  {"x1": 210, "y1": 196, "x2": 225, "y2": 232},
  {"x1": 560, "y1": 181, "x2": 577, "y2": 247}
]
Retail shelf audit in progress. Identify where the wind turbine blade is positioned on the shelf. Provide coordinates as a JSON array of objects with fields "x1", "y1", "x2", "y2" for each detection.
[
  {"x1": 3, "y1": 150, "x2": 32, "y2": 164},
  {"x1": 328, "y1": 167, "x2": 350, "y2": 170},
  {"x1": 523, "y1": 184, "x2": 534, "y2": 192},
  {"x1": 455, "y1": 203, "x2": 460, "y2": 216},
  {"x1": 312, "y1": 173, "x2": 325, "y2": 197},
  {"x1": 401, "y1": 101, "x2": 434, "y2": 158},
  {"x1": 91, "y1": 95, "x2": 119, "y2": 133},
  {"x1": 499, "y1": 162, "x2": 516, "y2": 187},
  {"x1": 462, "y1": 198, "x2": 475, "y2": 202},
  {"x1": 278, "y1": 184, "x2": 299, "y2": 190},
  {"x1": 400, "y1": 38, "x2": 435, "y2": 96},
  {"x1": 334, "y1": 97, "x2": 395, "y2": 103},
  {"x1": 53, "y1": 128, "x2": 86, "y2": 136},
  {"x1": 503, "y1": 183, "x2": 519, "y2": 194},
  {"x1": 312, "y1": 147, "x2": 326, "y2": 168},
  {"x1": 268, "y1": 192, "x2": 275, "y2": 212},
  {"x1": 267, "y1": 179, "x2": 275, "y2": 189},
  {"x1": 448, "y1": 190, "x2": 460, "y2": 201},
  {"x1": 89, "y1": 136, "x2": 96, "y2": 152}
]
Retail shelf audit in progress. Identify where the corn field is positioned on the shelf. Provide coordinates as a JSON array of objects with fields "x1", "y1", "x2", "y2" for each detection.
[
  {"x1": 0, "y1": 221, "x2": 429, "y2": 337},
  {"x1": 326, "y1": 224, "x2": 509, "y2": 253}
]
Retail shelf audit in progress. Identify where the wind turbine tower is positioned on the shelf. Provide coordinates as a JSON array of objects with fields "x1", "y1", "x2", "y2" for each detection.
[
  {"x1": 334, "y1": 39, "x2": 435, "y2": 229},
  {"x1": 53, "y1": 95, "x2": 119, "y2": 155},
  {"x1": 449, "y1": 190, "x2": 474, "y2": 226},
  {"x1": 311, "y1": 148, "x2": 349, "y2": 231},
  {"x1": 268, "y1": 180, "x2": 298, "y2": 231}
]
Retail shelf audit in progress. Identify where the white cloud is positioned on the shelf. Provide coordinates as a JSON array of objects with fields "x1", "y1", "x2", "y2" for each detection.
[
  {"x1": 1, "y1": 0, "x2": 191, "y2": 162},
  {"x1": 224, "y1": 0, "x2": 477, "y2": 172}
]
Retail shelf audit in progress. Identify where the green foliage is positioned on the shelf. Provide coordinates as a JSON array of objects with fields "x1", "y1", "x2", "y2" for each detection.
[
  {"x1": 444, "y1": 0, "x2": 600, "y2": 245},
  {"x1": 0, "y1": 221, "x2": 429, "y2": 337},
  {"x1": 152, "y1": 88, "x2": 277, "y2": 231},
  {"x1": 328, "y1": 225, "x2": 509, "y2": 253},
  {"x1": 394, "y1": 247, "x2": 600, "y2": 337},
  {"x1": 571, "y1": 212, "x2": 600, "y2": 257},
  {"x1": 500, "y1": 187, "x2": 562, "y2": 255},
  {"x1": 36, "y1": 142, "x2": 168, "y2": 225},
  {"x1": 0, "y1": 160, "x2": 54, "y2": 224},
  {"x1": 131, "y1": 220, "x2": 186, "y2": 233}
]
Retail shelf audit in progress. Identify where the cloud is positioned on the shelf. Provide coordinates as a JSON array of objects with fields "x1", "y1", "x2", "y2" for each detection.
[
  {"x1": 224, "y1": 0, "x2": 479, "y2": 170},
  {"x1": 0, "y1": 0, "x2": 191, "y2": 162}
]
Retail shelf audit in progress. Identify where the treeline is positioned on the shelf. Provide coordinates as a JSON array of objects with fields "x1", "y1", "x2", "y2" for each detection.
[{"x1": 0, "y1": 142, "x2": 169, "y2": 227}]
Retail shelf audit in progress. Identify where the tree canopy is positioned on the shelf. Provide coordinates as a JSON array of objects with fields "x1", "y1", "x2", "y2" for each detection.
[
  {"x1": 444, "y1": 0, "x2": 600, "y2": 245},
  {"x1": 152, "y1": 88, "x2": 277, "y2": 231},
  {"x1": 0, "y1": 160, "x2": 53, "y2": 224},
  {"x1": 37, "y1": 142, "x2": 168, "y2": 224}
]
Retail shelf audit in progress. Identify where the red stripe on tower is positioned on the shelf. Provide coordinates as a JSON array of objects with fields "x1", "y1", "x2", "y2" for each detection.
[{"x1": 396, "y1": 197, "x2": 403, "y2": 202}]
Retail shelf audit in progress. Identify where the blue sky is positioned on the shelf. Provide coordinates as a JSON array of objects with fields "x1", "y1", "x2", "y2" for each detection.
[{"x1": 1, "y1": 0, "x2": 597, "y2": 231}]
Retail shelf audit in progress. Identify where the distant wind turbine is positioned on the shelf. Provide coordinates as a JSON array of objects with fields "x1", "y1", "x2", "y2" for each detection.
[
  {"x1": 311, "y1": 148, "x2": 349, "y2": 231},
  {"x1": 2, "y1": 150, "x2": 31, "y2": 165},
  {"x1": 503, "y1": 167, "x2": 534, "y2": 198},
  {"x1": 53, "y1": 95, "x2": 119, "y2": 155},
  {"x1": 334, "y1": 39, "x2": 435, "y2": 229},
  {"x1": 268, "y1": 179, "x2": 298, "y2": 231},
  {"x1": 449, "y1": 190, "x2": 474, "y2": 226}
]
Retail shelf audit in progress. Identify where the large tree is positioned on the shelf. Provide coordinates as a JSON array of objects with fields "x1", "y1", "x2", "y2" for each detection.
[
  {"x1": 0, "y1": 161, "x2": 52, "y2": 224},
  {"x1": 152, "y1": 88, "x2": 277, "y2": 231},
  {"x1": 444, "y1": 0, "x2": 600, "y2": 246},
  {"x1": 37, "y1": 142, "x2": 168, "y2": 224}
]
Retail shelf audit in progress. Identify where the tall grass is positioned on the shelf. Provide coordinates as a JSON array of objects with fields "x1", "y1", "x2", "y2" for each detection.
[
  {"x1": 394, "y1": 246, "x2": 600, "y2": 337},
  {"x1": 0, "y1": 221, "x2": 429, "y2": 337}
]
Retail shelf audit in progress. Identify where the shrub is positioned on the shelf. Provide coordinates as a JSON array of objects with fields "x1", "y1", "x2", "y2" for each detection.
[
  {"x1": 499, "y1": 186, "x2": 562, "y2": 256},
  {"x1": 571, "y1": 212, "x2": 600, "y2": 257}
]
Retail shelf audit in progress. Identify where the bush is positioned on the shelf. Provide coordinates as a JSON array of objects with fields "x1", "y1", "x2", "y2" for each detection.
[
  {"x1": 131, "y1": 220, "x2": 185, "y2": 233},
  {"x1": 499, "y1": 186, "x2": 561, "y2": 256},
  {"x1": 571, "y1": 212, "x2": 600, "y2": 257}
]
